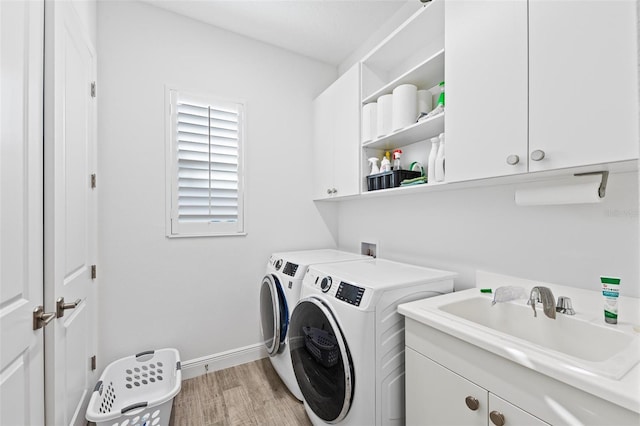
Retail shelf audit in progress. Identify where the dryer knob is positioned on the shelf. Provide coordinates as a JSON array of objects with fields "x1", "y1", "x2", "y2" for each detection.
[
  {"x1": 274, "y1": 259, "x2": 283, "y2": 270},
  {"x1": 320, "y1": 276, "x2": 332, "y2": 292}
]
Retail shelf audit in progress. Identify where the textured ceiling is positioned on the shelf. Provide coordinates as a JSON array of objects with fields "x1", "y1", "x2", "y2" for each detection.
[{"x1": 141, "y1": 0, "x2": 413, "y2": 65}]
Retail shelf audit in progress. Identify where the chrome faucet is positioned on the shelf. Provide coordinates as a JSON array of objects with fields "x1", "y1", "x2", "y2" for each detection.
[{"x1": 528, "y1": 286, "x2": 556, "y2": 319}]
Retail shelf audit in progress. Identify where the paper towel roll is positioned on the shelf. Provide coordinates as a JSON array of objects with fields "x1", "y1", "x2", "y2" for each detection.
[
  {"x1": 362, "y1": 102, "x2": 377, "y2": 143},
  {"x1": 417, "y1": 89, "x2": 433, "y2": 114},
  {"x1": 377, "y1": 94, "x2": 393, "y2": 137},
  {"x1": 392, "y1": 84, "x2": 417, "y2": 131},
  {"x1": 515, "y1": 181, "x2": 603, "y2": 206}
]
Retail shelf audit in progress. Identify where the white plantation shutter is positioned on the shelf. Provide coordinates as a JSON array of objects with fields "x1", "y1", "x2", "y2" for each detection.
[{"x1": 167, "y1": 90, "x2": 245, "y2": 236}]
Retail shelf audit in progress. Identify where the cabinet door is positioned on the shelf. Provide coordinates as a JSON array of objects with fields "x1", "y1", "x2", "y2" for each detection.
[
  {"x1": 330, "y1": 64, "x2": 360, "y2": 198},
  {"x1": 312, "y1": 86, "x2": 335, "y2": 200},
  {"x1": 489, "y1": 393, "x2": 549, "y2": 426},
  {"x1": 529, "y1": 0, "x2": 639, "y2": 171},
  {"x1": 406, "y1": 348, "x2": 486, "y2": 426},
  {"x1": 312, "y1": 64, "x2": 360, "y2": 200},
  {"x1": 444, "y1": 0, "x2": 528, "y2": 181}
]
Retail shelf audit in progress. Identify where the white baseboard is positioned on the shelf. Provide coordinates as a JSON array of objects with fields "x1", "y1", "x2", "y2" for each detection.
[{"x1": 180, "y1": 343, "x2": 268, "y2": 380}]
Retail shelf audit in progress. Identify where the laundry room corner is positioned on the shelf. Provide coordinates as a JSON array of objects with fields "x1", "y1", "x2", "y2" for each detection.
[{"x1": 95, "y1": 0, "x2": 340, "y2": 373}]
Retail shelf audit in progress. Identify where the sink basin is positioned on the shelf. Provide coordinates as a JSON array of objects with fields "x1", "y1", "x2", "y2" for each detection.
[
  {"x1": 404, "y1": 291, "x2": 640, "y2": 380},
  {"x1": 440, "y1": 297, "x2": 638, "y2": 366}
]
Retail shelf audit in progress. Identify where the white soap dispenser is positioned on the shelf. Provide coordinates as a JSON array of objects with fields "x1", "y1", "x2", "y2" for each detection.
[
  {"x1": 428, "y1": 136, "x2": 439, "y2": 183},
  {"x1": 435, "y1": 132, "x2": 445, "y2": 182}
]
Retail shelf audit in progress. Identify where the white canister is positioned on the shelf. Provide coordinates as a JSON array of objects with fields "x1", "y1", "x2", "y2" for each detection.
[
  {"x1": 362, "y1": 102, "x2": 377, "y2": 143},
  {"x1": 392, "y1": 84, "x2": 418, "y2": 131},
  {"x1": 376, "y1": 94, "x2": 393, "y2": 137},
  {"x1": 417, "y1": 89, "x2": 433, "y2": 115}
]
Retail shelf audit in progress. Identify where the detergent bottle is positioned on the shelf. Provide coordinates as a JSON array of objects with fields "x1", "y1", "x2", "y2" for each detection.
[{"x1": 380, "y1": 155, "x2": 391, "y2": 172}]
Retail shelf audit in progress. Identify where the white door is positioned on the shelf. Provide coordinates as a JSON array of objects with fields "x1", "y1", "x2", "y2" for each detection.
[
  {"x1": 0, "y1": 0, "x2": 46, "y2": 424},
  {"x1": 44, "y1": 1, "x2": 98, "y2": 425}
]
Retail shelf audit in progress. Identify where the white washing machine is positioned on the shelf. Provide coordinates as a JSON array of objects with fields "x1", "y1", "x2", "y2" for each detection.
[
  {"x1": 289, "y1": 258, "x2": 456, "y2": 425},
  {"x1": 259, "y1": 249, "x2": 368, "y2": 401}
]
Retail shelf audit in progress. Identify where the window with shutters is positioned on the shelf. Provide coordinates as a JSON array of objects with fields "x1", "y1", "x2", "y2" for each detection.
[{"x1": 166, "y1": 89, "x2": 245, "y2": 237}]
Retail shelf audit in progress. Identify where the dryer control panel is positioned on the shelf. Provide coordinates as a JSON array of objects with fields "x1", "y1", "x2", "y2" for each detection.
[{"x1": 335, "y1": 282, "x2": 365, "y2": 306}]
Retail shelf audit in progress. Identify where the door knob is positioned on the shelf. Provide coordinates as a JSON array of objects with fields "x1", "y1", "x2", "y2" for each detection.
[
  {"x1": 56, "y1": 297, "x2": 81, "y2": 318},
  {"x1": 506, "y1": 154, "x2": 520, "y2": 165},
  {"x1": 530, "y1": 150, "x2": 546, "y2": 161},
  {"x1": 33, "y1": 306, "x2": 56, "y2": 330}
]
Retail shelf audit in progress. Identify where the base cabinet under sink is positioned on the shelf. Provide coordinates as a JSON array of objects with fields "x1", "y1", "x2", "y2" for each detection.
[
  {"x1": 404, "y1": 318, "x2": 640, "y2": 426},
  {"x1": 406, "y1": 347, "x2": 548, "y2": 426}
]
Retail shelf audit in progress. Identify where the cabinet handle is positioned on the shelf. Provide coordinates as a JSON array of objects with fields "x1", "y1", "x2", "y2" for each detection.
[
  {"x1": 506, "y1": 154, "x2": 520, "y2": 165},
  {"x1": 530, "y1": 150, "x2": 546, "y2": 161},
  {"x1": 465, "y1": 396, "x2": 479, "y2": 411},
  {"x1": 327, "y1": 189, "x2": 332, "y2": 195},
  {"x1": 332, "y1": 188, "x2": 337, "y2": 194},
  {"x1": 489, "y1": 410, "x2": 505, "y2": 426}
]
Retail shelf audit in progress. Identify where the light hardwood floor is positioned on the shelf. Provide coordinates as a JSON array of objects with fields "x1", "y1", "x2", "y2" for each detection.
[{"x1": 169, "y1": 358, "x2": 311, "y2": 426}]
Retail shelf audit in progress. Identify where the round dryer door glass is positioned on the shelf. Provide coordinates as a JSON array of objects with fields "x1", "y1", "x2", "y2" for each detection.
[
  {"x1": 260, "y1": 275, "x2": 288, "y2": 355},
  {"x1": 290, "y1": 297, "x2": 353, "y2": 423}
]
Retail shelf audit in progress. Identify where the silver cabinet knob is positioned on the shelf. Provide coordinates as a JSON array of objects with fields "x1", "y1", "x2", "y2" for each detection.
[
  {"x1": 332, "y1": 188, "x2": 337, "y2": 194},
  {"x1": 465, "y1": 396, "x2": 480, "y2": 411},
  {"x1": 489, "y1": 410, "x2": 505, "y2": 426},
  {"x1": 530, "y1": 150, "x2": 546, "y2": 161},
  {"x1": 506, "y1": 154, "x2": 520, "y2": 165},
  {"x1": 327, "y1": 188, "x2": 332, "y2": 195}
]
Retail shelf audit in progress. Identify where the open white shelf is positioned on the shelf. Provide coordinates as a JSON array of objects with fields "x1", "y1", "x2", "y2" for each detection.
[
  {"x1": 362, "y1": 112, "x2": 444, "y2": 151},
  {"x1": 362, "y1": 49, "x2": 444, "y2": 104}
]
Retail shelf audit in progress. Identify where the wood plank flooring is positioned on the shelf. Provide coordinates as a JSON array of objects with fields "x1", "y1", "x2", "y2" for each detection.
[{"x1": 169, "y1": 358, "x2": 311, "y2": 426}]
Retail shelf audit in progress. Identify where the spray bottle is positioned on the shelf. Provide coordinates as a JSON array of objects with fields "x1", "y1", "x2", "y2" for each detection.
[
  {"x1": 368, "y1": 157, "x2": 380, "y2": 175},
  {"x1": 392, "y1": 149, "x2": 403, "y2": 170}
]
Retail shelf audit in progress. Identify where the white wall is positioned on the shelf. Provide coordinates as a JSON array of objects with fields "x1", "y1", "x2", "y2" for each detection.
[
  {"x1": 337, "y1": 171, "x2": 639, "y2": 297},
  {"x1": 97, "y1": 1, "x2": 338, "y2": 366}
]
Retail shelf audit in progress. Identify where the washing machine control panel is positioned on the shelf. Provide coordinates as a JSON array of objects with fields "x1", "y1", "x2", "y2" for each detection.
[{"x1": 335, "y1": 281, "x2": 365, "y2": 307}]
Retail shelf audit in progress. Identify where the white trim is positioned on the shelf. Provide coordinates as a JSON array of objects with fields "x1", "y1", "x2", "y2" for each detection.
[{"x1": 180, "y1": 343, "x2": 268, "y2": 380}]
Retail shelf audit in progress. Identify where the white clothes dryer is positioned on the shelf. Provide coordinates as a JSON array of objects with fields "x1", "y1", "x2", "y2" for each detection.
[
  {"x1": 289, "y1": 258, "x2": 456, "y2": 425},
  {"x1": 260, "y1": 249, "x2": 368, "y2": 401}
]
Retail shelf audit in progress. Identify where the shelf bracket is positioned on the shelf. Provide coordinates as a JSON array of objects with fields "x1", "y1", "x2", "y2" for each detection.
[{"x1": 574, "y1": 171, "x2": 609, "y2": 199}]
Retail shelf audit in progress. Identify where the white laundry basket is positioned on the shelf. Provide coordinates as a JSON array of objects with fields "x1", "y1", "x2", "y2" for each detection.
[{"x1": 86, "y1": 348, "x2": 181, "y2": 426}]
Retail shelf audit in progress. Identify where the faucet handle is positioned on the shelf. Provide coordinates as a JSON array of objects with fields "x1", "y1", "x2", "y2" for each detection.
[{"x1": 556, "y1": 296, "x2": 575, "y2": 315}]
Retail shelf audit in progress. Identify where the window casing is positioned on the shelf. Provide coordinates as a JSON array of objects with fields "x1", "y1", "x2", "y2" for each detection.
[{"x1": 167, "y1": 89, "x2": 245, "y2": 237}]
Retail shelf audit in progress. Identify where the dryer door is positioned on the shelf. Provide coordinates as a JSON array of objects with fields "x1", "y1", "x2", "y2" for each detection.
[
  {"x1": 290, "y1": 297, "x2": 354, "y2": 423},
  {"x1": 260, "y1": 274, "x2": 288, "y2": 356}
]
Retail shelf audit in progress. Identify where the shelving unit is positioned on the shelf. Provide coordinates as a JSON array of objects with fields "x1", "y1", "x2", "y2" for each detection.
[
  {"x1": 362, "y1": 49, "x2": 444, "y2": 105},
  {"x1": 362, "y1": 113, "x2": 444, "y2": 151},
  {"x1": 360, "y1": 0, "x2": 445, "y2": 194}
]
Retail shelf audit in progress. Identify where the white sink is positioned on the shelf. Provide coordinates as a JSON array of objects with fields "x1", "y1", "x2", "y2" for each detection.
[
  {"x1": 439, "y1": 296, "x2": 639, "y2": 371},
  {"x1": 401, "y1": 288, "x2": 640, "y2": 381}
]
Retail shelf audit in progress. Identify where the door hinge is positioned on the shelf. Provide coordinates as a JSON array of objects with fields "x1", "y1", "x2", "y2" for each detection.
[
  {"x1": 91, "y1": 82, "x2": 96, "y2": 98},
  {"x1": 91, "y1": 265, "x2": 97, "y2": 279},
  {"x1": 90, "y1": 355, "x2": 96, "y2": 371},
  {"x1": 91, "y1": 174, "x2": 96, "y2": 189}
]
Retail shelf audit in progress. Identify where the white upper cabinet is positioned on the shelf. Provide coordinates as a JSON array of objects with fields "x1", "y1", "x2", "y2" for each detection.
[
  {"x1": 312, "y1": 64, "x2": 361, "y2": 200},
  {"x1": 528, "y1": 0, "x2": 639, "y2": 172},
  {"x1": 444, "y1": 0, "x2": 528, "y2": 182},
  {"x1": 445, "y1": 0, "x2": 638, "y2": 182}
]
